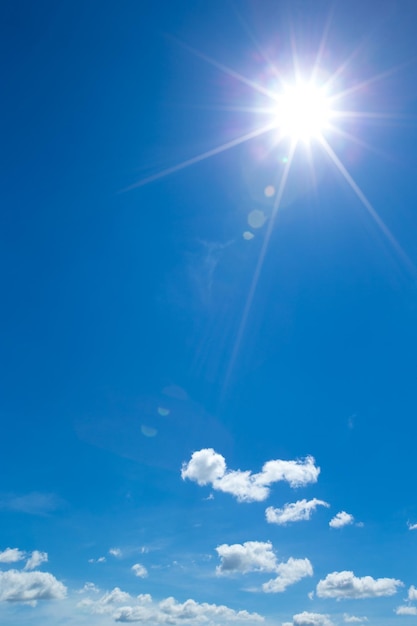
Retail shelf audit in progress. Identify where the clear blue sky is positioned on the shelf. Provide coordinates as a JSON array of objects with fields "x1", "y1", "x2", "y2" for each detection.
[{"x1": 1, "y1": 1, "x2": 417, "y2": 625}]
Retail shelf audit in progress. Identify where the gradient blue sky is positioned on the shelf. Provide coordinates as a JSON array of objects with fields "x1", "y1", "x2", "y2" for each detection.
[{"x1": 1, "y1": 1, "x2": 417, "y2": 625}]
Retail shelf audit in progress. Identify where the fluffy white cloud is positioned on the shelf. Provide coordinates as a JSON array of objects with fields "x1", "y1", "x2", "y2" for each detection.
[
  {"x1": 24, "y1": 550, "x2": 48, "y2": 571},
  {"x1": 0, "y1": 569, "x2": 67, "y2": 604},
  {"x1": 329, "y1": 512, "x2": 354, "y2": 529},
  {"x1": 408, "y1": 586, "x2": 417, "y2": 601},
  {"x1": 263, "y1": 558, "x2": 313, "y2": 593},
  {"x1": 79, "y1": 587, "x2": 264, "y2": 624},
  {"x1": 181, "y1": 449, "x2": 320, "y2": 502},
  {"x1": 395, "y1": 606, "x2": 417, "y2": 615},
  {"x1": 0, "y1": 548, "x2": 25, "y2": 564},
  {"x1": 343, "y1": 614, "x2": 368, "y2": 623},
  {"x1": 316, "y1": 571, "x2": 403, "y2": 599},
  {"x1": 132, "y1": 563, "x2": 148, "y2": 578},
  {"x1": 407, "y1": 522, "x2": 417, "y2": 531},
  {"x1": 266, "y1": 499, "x2": 329, "y2": 525},
  {"x1": 216, "y1": 542, "x2": 278, "y2": 575},
  {"x1": 283, "y1": 612, "x2": 333, "y2": 626}
]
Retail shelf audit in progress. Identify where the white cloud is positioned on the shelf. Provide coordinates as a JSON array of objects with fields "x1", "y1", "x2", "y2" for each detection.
[
  {"x1": 395, "y1": 606, "x2": 417, "y2": 615},
  {"x1": 292, "y1": 611, "x2": 334, "y2": 626},
  {"x1": 79, "y1": 587, "x2": 264, "y2": 624},
  {"x1": 343, "y1": 614, "x2": 368, "y2": 623},
  {"x1": 262, "y1": 558, "x2": 313, "y2": 593},
  {"x1": 0, "y1": 569, "x2": 67, "y2": 604},
  {"x1": 181, "y1": 449, "x2": 320, "y2": 502},
  {"x1": 266, "y1": 499, "x2": 329, "y2": 525},
  {"x1": 329, "y1": 512, "x2": 354, "y2": 529},
  {"x1": 408, "y1": 586, "x2": 417, "y2": 601},
  {"x1": 24, "y1": 551, "x2": 48, "y2": 571},
  {"x1": 407, "y1": 522, "x2": 417, "y2": 531},
  {"x1": 88, "y1": 556, "x2": 106, "y2": 564},
  {"x1": 216, "y1": 542, "x2": 278, "y2": 575},
  {"x1": 132, "y1": 563, "x2": 148, "y2": 578},
  {"x1": 79, "y1": 582, "x2": 100, "y2": 594},
  {"x1": 109, "y1": 548, "x2": 122, "y2": 558},
  {"x1": 0, "y1": 548, "x2": 26, "y2": 564},
  {"x1": 316, "y1": 571, "x2": 403, "y2": 599}
]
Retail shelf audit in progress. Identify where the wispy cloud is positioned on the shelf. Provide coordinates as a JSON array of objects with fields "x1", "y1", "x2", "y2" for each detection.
[
  {"x1": 266, "y1": 499, "x2": 329, "y2": 525},
  {"x1": 316, "y1": 571, "x2": 403, "y2": 599},
  {"x1": 407, "y1": 521, "x2": 417, "y2": 531},
  {"x1": 343, "y1": 614, "x2": 368, "y2": 623},
  {"x1": 181, "y1": 449, "x2": 320, "y2": 502},
  {"x1": 0, "y1": 492, "x2": 63, "y2": 516}
]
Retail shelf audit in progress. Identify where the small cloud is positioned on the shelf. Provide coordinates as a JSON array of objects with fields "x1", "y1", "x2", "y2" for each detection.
[
  {"x1": 132, "y1": 563, "x2": 148, "y2": 578},
  {"x1": 329, "y1": 512, "x2": 355, "y2": 529},
  {"x1": 395, "y1": 606, "x2": 417, "y2": 615},
  {"x1": 204, "y1": 493, "x2": 214, "y2": 501},
  {"x1": 78, "y1": 582, "x2": 100, "y2": 594},
  {"x1": 0, "y1": 548, "x2": 26, "y2": 564},
  {"x1": 316, "y1": 570, "x2": 403, "y2": 599},
  {"x1": 308, "y1": 591, "x2": 314, "y2": 600},
  {"x1": 109, "y1": 548, "x2": 122, "y2": 558},
  {"x1": 262, "y1": 558, "x2": 313, "y2": 593},
  {"x1": 24, "y1": 551, "x2": 48, "y2": 571},
  {"x1": 407, "y1": 521, "x2": 417, "y2": 531},
  {"x1": 343, "y1": 614, "x2": 368, "y2": 623},
  {"x1": 408, "y1": 586, "x2": 417, "y2": 601},
  {"x1": 88, "y1": 556, "x2": 106, "y2": 564}
]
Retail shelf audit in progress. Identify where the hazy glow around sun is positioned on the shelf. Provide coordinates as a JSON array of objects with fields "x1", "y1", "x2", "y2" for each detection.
[{"x1": 275, "y1": 81, "x2": 332, "y2": 142}]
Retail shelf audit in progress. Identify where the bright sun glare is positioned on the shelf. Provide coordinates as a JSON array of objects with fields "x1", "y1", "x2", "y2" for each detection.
[{"x1": 275, "y1": 81, "x2": 332, "y2": 142}]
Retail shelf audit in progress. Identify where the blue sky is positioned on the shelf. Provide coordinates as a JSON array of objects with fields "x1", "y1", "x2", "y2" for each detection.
[{"x1": 1, "y1": 0, "x2": 417, "y2": 624}]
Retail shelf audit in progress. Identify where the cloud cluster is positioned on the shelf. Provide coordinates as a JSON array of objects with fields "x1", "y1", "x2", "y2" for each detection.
[
  {"x1": 79, "y1": 586, "x2": 264, "y2": 624},
  {"x1": 343, "y1": 615, "x2": 368, "y2": 623},
  {"x1": 266, "y1": 499, "x2": 329, "y2": 525},
  {"x1": 316, "y1": 571, "x2": 403, "y2": 599},
  {"x1": 215, "y1": 541, "x2": 312, "y2": 593},
  {"x1": 181, "y1": 449, "x2": 320, "y2": 502},
  {"x1": 329, "y1": 512, "x2": 354, "y2": 529},
  {"x1": 408, "y1": 586, "x2": 417, "y2": 601},
  {"x1": 0, "y1": 547, "x2": 48, "y2": 571},
  {"x1": 0, "y1": 569, "x2": 67, "y2": 604}
]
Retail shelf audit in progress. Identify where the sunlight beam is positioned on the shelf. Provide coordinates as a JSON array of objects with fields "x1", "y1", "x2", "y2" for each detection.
[
  {"x1": 122, "y1": 123, "x2": 275, "y2": 191},
  {"x1": 319, "y1": 137, "x2": 415, "y2": 274}
]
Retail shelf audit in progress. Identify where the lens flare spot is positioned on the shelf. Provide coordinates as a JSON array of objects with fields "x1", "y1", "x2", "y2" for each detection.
[
  {"x1": 157, "y1": 407, "x2": 170, "y2": 417},
  {"x1": 264, "y1": 185, "x2": 275, "y2": 197},
  {"x1": 248, "y1": 209, "x2": 266, "y2": 229},
  {"x1": 243, "y1": 231, "x2": 254, "y2": 240},
  {"x1": 141, "y1": 425, "x2": 157, "y2": 438}
]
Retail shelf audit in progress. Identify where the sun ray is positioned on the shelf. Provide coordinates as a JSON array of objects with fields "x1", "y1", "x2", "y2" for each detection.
[
  {"x1": 319, "y1": 137, "x2": 415, "y2": 274},
  {"x1": 168, "y1": 36, "x2": 280, "y2": 102},
  {"x1": 122, "y1": 123, "x2": 275, "y2": 192},
  {"x1": 224, "y1": 140, "x2": 297, "y2": 389}
]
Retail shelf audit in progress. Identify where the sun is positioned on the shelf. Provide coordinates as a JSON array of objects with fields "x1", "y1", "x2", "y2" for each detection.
[{"x1": 274, "y1": 81, "x2": 332, "y2": 142}]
